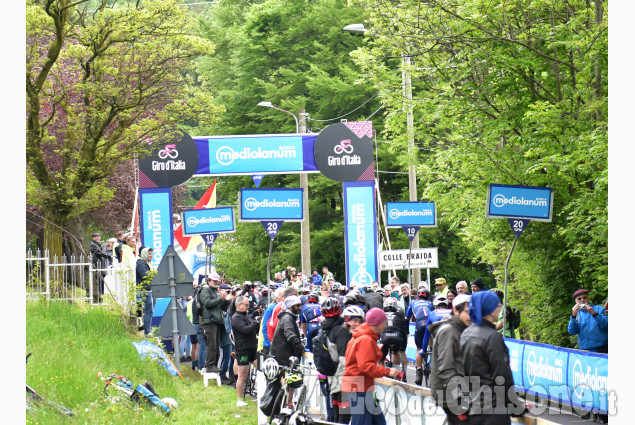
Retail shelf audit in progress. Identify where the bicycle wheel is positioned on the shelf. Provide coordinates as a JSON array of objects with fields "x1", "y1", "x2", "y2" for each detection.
[{"x1": 270, "y1": 388, "x2": 286, "y2": 423}]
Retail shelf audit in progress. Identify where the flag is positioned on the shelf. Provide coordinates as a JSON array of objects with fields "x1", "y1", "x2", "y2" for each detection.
[{"x1": 174, "y1": 179, "x2": 217, "y2": 251}]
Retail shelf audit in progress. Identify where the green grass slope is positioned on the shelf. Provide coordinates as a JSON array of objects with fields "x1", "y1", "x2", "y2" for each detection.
[{"x1": 26, "y1": 300, "x2": 258, "y2": 424}]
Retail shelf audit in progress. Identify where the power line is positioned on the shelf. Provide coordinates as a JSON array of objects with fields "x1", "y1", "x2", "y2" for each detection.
[{"x1": 307, "y1": 92, "x2": 380, "y2": 122}]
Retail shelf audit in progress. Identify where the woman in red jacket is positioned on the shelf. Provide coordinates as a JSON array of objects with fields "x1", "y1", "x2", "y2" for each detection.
[{"x1": 342, "y1": 308, "x2": 400, "y2": 425}]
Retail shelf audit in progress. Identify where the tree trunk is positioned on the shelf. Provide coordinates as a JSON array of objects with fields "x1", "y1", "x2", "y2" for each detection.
[
  {"x1": 66, "y1": 214, "x2": 88, "y2": 259},
  {"x1": 43, "y1": 209, "x2": 65, "y2": 261}
]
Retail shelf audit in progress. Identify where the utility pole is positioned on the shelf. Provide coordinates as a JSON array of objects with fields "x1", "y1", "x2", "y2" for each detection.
[
  {"x1": 403, "y1": 54, "x2": 421, "y2": 286},
  {"x1": 299, "y1": 109, "x2": 311, "y2": 276}
]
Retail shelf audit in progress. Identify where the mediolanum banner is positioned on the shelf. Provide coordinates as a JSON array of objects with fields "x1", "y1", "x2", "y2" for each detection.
[
  {"x1": 238, "y1": 188, "x2": 304, "y2": 222},
  {"x1": 486, "y1": 184, "x2": 553, "y2": 221},
  {"x1": 193, "y1": 134, "x2": 319, "y2": 176},
  {"x1": 343, "y1": 181, "x2": 378, "y2": 288},
  {"x1": 139, "y1": 188, "x2": 173, "y2": 268}
]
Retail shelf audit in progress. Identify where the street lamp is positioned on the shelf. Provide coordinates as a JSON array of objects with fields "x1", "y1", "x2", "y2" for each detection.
[
  {"x1": 343, "y1": 23, "x2": 422, "y2": 286},
  {"x1": 257, "y1": 101, "x2": 312, "y2": 279}
]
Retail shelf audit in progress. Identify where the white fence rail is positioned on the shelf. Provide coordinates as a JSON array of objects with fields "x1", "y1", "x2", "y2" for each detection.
[{"x1": 26, "y1": 249, "x2": 135, "y2": 312}]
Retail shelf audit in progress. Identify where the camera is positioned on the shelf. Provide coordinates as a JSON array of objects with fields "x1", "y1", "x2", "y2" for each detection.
[{"x1": 579, "y1": 303, "x2": 587, "y2": 309}]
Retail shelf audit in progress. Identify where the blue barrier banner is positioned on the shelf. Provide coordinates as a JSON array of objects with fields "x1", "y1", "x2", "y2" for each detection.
[
  {"x1": 139, "y1": 188, "x2": 173, "y2": 269},
  {"x1": 239, "y1": 188, "x2": 304, "y2": 222},
  {"x1": 487, "y1": 184, "x2": 553, "y2": 221},
  {"x1": 343, "y1": 181, "x2": 378, "y2": 288},
  {"x1": 522, "y1": 341, "x2": 569, "y2": 403},
  {"x1": 502, "y1": 339, "x2": 608, "y2": 414},
  {"x1": 568, "y1": 351, "x2": 609, "y2": 413},
  {"x1": 182, "y1": 207, "x2": 235, "y2": 235},
  {"x1": 505, "y1": 339, "x2": 526, "y2": 388},
  {"x1": 193, "y1": 134, "x2": 319, "y2": 176},
  {"x1": 386, "y1": 202, "x2": 437, "y2": 227}
]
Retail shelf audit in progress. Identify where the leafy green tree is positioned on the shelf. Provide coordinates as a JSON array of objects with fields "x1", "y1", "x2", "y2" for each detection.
[
  {"x1": 350, "y1": 0, "x2": 607, "y2": 346},
  {"x1": 26, "y1": 0, "x2": 223, "y2": 258}
]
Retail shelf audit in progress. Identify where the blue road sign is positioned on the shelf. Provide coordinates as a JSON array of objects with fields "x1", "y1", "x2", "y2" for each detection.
[
  {"x1": 261, "y1": 221, "x2": 283, "y2": 239},
  {"x1": 386, "y1": 202, "x2": 436, "y2": 227},
  {"x1": 402, "y1": 226, "x2": 420, "y2": 241},
  {"x1": 487, "y1": 184, "x2": 553, "y2": 221},
  {"x1": 181, "y1": 207, "x2": 235, "y2": 236},
  {"x1": 252, "y1": 175, "x2": 264, "y2": 187},
  {"x1": 202, "y1": 233, "x2": 218, "y2": 248},
  {"x1": 239, "y1": 188, "x2": 304, "y2": 222},
  {"x1": 508, "y1": 218, "x2": 531, "y2": 237}
]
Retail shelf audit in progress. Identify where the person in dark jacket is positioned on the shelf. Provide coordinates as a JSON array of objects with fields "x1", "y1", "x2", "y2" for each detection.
[
  {"x1": 460, "y1": 291, "x2": 527, "y2": 425},
  {"x1": 429, "y1": 293, "x2": 471, "y2": 425},
  {"x1": 320, "y1": 298, "x2": 353, "y2": 424},
  {"x1": 200, "y1": 275, "x2": 233, "y2": 372},
  {"x1": 135, "y1": 247, "x2": 154, "y2": 336},
  {"x1": 231, "y1": 295, "x2": 261, "y2": 407},
  {"x1": 90, "y1": 232, "x2": 110, "y2": 301},
  {"x1": 362, "y1": 288, "x2": 384, "y2": 312},
  {"x1": 270, "y1": 295, "x2": 305, "y2": 404}
]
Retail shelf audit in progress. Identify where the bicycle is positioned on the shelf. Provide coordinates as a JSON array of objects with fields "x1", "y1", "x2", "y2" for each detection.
[
  {"x1": 421, "y1": 349, "x2": 432, "y2": 388},
  {"x1": 267, "y1": 356, "x2": 314, "y2": 425},
  {"x1": 383, "y1": 342, "x2": 407, "y2": 383},
  {"x1": 26, "y1": 353, "x2": 74, "y2": 417},
  {"x1": 243, "y1": 361, "x2": 258, "y2": 397}
]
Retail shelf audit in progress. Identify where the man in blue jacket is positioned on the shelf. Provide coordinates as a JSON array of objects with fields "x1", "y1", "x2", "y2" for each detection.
[{"x1": 567, "y1": 288, "x2": 608, "y2": 353}]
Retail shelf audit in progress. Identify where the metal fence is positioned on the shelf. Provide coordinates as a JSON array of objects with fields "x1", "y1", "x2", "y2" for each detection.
[{"x1": 26, "y1": 249, "x2": 135, "y2": 312}]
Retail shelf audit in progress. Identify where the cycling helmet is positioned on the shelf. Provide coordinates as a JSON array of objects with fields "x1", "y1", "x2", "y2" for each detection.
[
  {"x1": 338, "y1": 285, "x2": 348, "y2": 295},
  {"x1": 383, "y1": 296, "x2": 398, "y2": 311},
  {"x1": 300, "y1": 287, "x2": 310, "y2": 294},
  {"x1": 417, "y1": 289, "x2": 430, "y2": 299},
  {"x1": 307, "y1": 292, "x2": 320, "y2": 303},
  {"x1": 343, "y1": 305, "x2": 365, "y2": 320},
  {"x1": 331, "y1": 282, "x2": 341, "y2": 291},
  {"x1": 287, "y1": 371, "x2": 304, "y2": 388},
  {"x1": 433, "y1": 295, "x2": 449, "y2": 308},
  {"x1": 321, "y1": 297, "x2": 342, "y2": 317},
  {"x1": 262, "y1": 357, "x2": 280, "y2": 381},
  {"x1": 261, "y1": 287, "x2": 269, "y2": 296}
]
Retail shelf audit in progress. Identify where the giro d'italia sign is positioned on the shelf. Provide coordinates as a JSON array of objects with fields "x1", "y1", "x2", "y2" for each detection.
[
  {"x1": 138, "y1": 131, "x2": 199, "y2": 188},
  {"x1": 314, "y1": 122, "x2": 375, "y2": 182}
]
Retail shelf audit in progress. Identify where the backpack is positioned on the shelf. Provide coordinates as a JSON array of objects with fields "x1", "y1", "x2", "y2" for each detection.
[
  {"x1": 312, "y1": 328, "x2": 338, "y2": 376},
  {"x1": 193, "y1": 286, "x2": 204, "y2": 318},
  {"x1": 510, "y1": 306, "x2": 521, "y2": 329}
]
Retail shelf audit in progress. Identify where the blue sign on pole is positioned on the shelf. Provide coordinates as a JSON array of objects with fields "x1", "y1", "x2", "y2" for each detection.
[
  {"x1": 508, "y1": 218, "x2": 531, "y2": 237},
  {"x1": 202, "y1": 233, "x2": 218, "y2": 248},
  {"x1": 252, "y1": 175, "x2": 264, "y2": 188},
  {"x1": 386, "y1": 202, "x2": 437, "y2": 227},
  {"x1": 343, "y1": 181, "x2": 378, "y2": 289},
  {"x1": 193, "y1": 135, "x2": 319, "y2": 176},
  {"x1": 181, "y1": 207, "x2": 235, "y2": 236},
  {"x1": 402, "y1": 226, "x2": 420, "y2": 241},
  {"x1": 239, "y1": 188, "x2": 304, "y2": 222},
  {"x1": 487, "y1": 184, "x2": 554, "y2": 221},
  {"x1": 261, "y1": 221, "x2": 283, "y2": 239},
  {"x1": 139, "y1": 188, "x2": 173, "y2": 269}
]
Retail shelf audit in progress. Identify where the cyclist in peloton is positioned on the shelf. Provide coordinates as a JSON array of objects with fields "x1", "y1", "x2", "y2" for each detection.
[
  {"x1": 420, "y1": 295, "x2": 454, "y2": 358},
  {"x1": 300, "y1": 291, "x2": 323, "y2": 352},
  {"x1": 406, "y1": 286, "x2": 434, "y2": 385},
  {"x1": 379, "y1": 297, "x2": 409, "y2": 381}
]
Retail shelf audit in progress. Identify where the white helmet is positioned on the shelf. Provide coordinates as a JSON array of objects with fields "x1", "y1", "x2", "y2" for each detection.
[
  {"x1": 343, "y1": 305, "x2": 365, "y2": 320},
  {"x1": 433, "y1": 295, "x2": 449, "y2": 307},
  {"x1": 262, "y1": 357, "x2": 280, "y2": 381},
  {"x1": 383, "y1": 296, "x2": 398, "y2": 310}
]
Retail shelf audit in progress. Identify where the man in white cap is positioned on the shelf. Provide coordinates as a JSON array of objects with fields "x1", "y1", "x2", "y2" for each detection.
[{"x1": 270, "y1": 295, "x2": 305, "y2": 404}]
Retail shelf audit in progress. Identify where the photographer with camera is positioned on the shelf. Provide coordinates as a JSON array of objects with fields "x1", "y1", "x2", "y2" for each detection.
[
  {"x1": 200, "y1": 274, "x2": 233, "y2": 373},
  {"x1": 568, "y1": 288, "x2": 608, "y2": 353}
]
